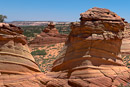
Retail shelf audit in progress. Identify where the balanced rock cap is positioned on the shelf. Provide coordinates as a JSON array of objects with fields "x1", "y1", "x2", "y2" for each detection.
[
  {"x1": 80, "y1": 7, "x2": 123, "y2": 21},
  {"x1": 51, "y1": 7, "x2": 128, "y2": 80}
]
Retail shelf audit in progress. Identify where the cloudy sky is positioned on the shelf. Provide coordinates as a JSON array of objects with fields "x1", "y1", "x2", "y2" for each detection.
[{"x1": 0, "y1": 0, "x2": 130, "y2": 22}]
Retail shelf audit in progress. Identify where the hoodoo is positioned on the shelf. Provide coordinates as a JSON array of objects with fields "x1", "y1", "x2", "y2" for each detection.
[
  {"x1": 0, "y1": 23, "x2": 40, "y2": 74},
  {"x1": 29, "y1": 22, "x2": 67, "y2": 46},
  {"x1": 0, "y1": 23, "x2": 69, "y2": 87},
  {"x1": 0, "y1": 7, "x2": 130, "y2": 87},
  {"x1": 51, "y1": 7, "x2": 130, "y2": 86}
]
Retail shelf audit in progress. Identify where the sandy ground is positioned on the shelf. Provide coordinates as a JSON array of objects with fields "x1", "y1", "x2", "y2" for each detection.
[{"x1": 29, "y1": 43, "x2": 65, "y2": 72}]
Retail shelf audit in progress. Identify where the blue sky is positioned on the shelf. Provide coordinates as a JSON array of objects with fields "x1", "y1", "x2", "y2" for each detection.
[{"x1": 0, "y1": 0, "x2": 130, "y2": 22}]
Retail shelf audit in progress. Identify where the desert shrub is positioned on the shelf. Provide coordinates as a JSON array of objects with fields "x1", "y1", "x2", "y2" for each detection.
[
  {"x1": 41, "y1": 57, "x2": 56, "y2": 71},
  {"x1": 20, "y1": 26, "x2": 45, "y2": 37},
  {"x1": 118, "y1": 83, "x2": 130, "y2": 87},
  {"x1": 31, "y1": 49, "x2": 47, "y2": 56},
  {"x1": 56, "y1": 24, "x2": 71, "y2": 34},
  {"x1": 122, "y1": 55, "x2": 130, "y2": 68},
  {"x1": 20, "y1": 24, "x2": 71, "y2": 38},
  {"x1": 47, "y1": 44, "x2": 55, "y2": 48},
  {"x1": 0, "y1": 14, "x2": 7, "y2": 22},
  {"x1": 34, "y1": 57, "x2": 56, "y2": 72}
]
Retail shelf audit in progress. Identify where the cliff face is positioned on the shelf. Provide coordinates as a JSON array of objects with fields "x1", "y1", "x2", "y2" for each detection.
[{"x1": 29, "y1": 22, "x2": 67, "y2": 46}]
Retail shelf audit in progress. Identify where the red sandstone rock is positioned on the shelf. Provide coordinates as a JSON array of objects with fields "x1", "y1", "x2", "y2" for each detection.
[
  {"x1": 50, "y1": 7, "x2": 130, "y2": 86},
  {"x1": 29, "y1": 22, "x2": 67, "y2": 46},
  {"x1": 0, "y1": 7, "x2": 130, "y2": 87},
  {"x1": 121, "y1": 23, "x2": 130, "y2": 55},
  {"x1": 0, "y1": 23, "x2": 68, "y2": 87}
]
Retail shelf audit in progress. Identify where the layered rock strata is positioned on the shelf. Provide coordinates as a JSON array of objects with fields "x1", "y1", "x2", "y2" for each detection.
[
  {"x1": 121, "y1": 23, "x2": 130, "y2": 55},
  {"x1": 0, "y1": 7, "x2": 130, "y2": 87},
  {"x1": 0, "y1": 23, "x2": 40, "y2": 74},
  {"x1": 121, "y1": 23, "x2": 130, "y2": 67},
  {"x1": 0, "y1": 23, "x2": 69, "y2": 87},
  {"x1": 29, "y1": 22, "x2": 67, "y2": 46},
  {"x1": 51, "y1": 7, "x2": 130, "y2": 86},
  {"x1": 0, "y1": 23, "x2": 70, "y2": 87}
]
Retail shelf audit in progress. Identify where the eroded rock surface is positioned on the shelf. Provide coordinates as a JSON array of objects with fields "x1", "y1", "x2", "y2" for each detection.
[
  {"x1": 121, "y1": 23, "x2": 130, "y2": 55},
  {"x1": 0, "y1": 23, "x2": 69, "y2": 87},
  {"x1": 29, "y1": 22, "x2": 67, "y2": 47},
  {"x1": 51, "y1": 7, "x2": 130, "y2": 86},
  {"x1": 0, "y1": 7, "x2": 130, "y2": 87},
  {"x1": 0, "y1": 23, "x2": 67, "y2": 87},
  {"x1": 0, "y1": 23, "x2": 42, "y2": 86},
  {"x1": 121, "y1": 23, "x2": 130, "y2": 67},
  {"x1": 0, "y1": 23, "x2": 41, "y2": 74}
]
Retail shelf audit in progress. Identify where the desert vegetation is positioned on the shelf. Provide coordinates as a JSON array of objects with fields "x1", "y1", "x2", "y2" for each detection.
[
  {"x1": 118, "y1": 83, "x2": 130, "y2": 87},
  {"x1": 30, "y1": 43, "x2": 64, "y2": 72},
  {"x1": 122, "y1": 55, "x2": 130, "y2": 68},
  {"x1": 20, "y1": 24, "x2": 71, "y2": 41},
  {"x1": 31, "y1": 49, "x2": 47, "y2": 56},
  {"x1": 0, "y1": 14, "x2": 7, "y2": 22}
]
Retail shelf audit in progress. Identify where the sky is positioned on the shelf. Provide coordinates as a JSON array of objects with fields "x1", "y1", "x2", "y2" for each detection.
[{"x1": 0, "y1": 0, "x2": 130, "y2": 22}]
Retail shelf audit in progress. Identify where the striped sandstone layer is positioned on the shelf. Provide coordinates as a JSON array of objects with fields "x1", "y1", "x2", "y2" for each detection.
[
  {"x1": 0, "y1": 7, "x2": 130, "y2": 87},
  {"x1": 50, "y1": 7, "x2": 130, "y2": 86},
  {"x1": 0, "y1": 23, "x2": 40, "y2": 74}
]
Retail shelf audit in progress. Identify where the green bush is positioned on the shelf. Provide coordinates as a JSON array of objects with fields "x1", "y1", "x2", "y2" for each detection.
[
  {"x1": 31, "y1": 49, "x2": 47, "y2": 56},
  {"x1": 122, "y1": 55, "x2": 130, "y2": 68},
  {"x1": 118, "y1": 83, "x2": 130, "y2": 87},
  {"x1": 20, "y1": 26, "x2": 45, "y2": 37},
  {"x1": 20, "y1": 24, "x2": 71, "y2": 38},
  {"x1": 56, "y1": 24, "x2": 71, "y2": 34},
  {"x1": 0, "y1": 14, "x2": 7, "y2": 22}
]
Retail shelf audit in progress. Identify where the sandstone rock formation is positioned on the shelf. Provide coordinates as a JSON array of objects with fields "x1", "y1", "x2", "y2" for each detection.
[
  {"x1": 0, "y1": 23, "x2": 41, "y2": 86},
  {"x1": 0, "y1": 7, "x2": 130, "y2": 87},
  {"x1": 51, "y1": 7, "x2": 130, "y2": 86},
  {"x1": 0, "y1": 23, "x2": 41, "y2": 74},
  {"x1": 121, "y1": 23, "x2": 130, "y2": 55},
  {"x1": 0, "y1": 23, "x2": 68, "y2": 87},
  {"x1": 121, "y1": 23, "x2": 130, "y2": 67},
  {"x1": 29, "y1": 22, "x2": 67, "y2": 47}
]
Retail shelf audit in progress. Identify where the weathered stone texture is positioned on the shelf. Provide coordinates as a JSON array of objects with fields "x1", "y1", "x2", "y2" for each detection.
[
  {"x1": 0, "y1": 7, "x2": 130, "y2": 87},
  {"x1": 29, "y1": 22, "x2": 67, "y2": 46},
  {"x1": 51, "y1": 7, "x2": 130, "y2": 86}
]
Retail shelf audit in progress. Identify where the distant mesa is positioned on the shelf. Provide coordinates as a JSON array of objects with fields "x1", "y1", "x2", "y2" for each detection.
[
  {"x1": 29, "y1": 22, "x2": 67, "y2": 46},
  {"x1": 9, "y1": 21, "x2": 70, "y2": 26}
]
